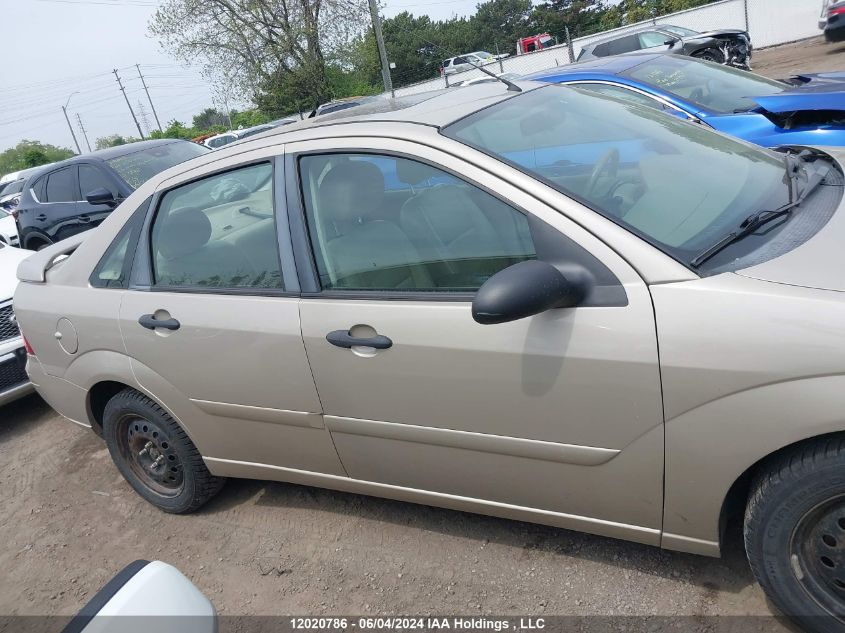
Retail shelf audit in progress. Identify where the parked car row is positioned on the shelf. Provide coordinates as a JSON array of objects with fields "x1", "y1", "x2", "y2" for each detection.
[
  {"x1": 7, "y1": 71, "x2": 845, "y2": 633},
  {"x1": 202, "y1": 118, "x2": 297, "y2": 149}
]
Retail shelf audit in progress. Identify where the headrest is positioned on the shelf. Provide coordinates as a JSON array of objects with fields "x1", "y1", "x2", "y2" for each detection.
[
  {"x1": 396, "y1": 159, "x2": 441, "y2": 185},
  {"x1": 318, "y1": 161, "x2": 385, "y2": 223},
  {"x1": 157, "y1": 208, "x2": 212, "y2": 260}
]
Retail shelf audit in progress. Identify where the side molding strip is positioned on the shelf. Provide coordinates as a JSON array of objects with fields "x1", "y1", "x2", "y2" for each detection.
[
  {"x1": 191, "y1": 399, "x2": 324, "y2": 429},
  {"x1": 325, "y1": 416, "x2": 619, "y2": 466}
]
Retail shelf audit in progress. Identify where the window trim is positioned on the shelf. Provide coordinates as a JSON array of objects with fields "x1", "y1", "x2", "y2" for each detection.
[
  {"x1": 564, "y1": 80, "x2": 703, "y2": 123},
  {"x1": 286, "y1": 148, "x2": 625, "y2": 305},
  {"x1": 129, "y1": 156, "x2": 297, "y2": 297}
]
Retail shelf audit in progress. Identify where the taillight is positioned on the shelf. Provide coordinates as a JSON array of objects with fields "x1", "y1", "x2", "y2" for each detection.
[
  {"x1": 830, "y1": 6, "x2": 845, "y2": 15},
  {"x1": 11, "y1": 209, "x2": 18, "y2": 220},
  {"x1": 22, "y1": 334, "x2": 34, "y2": 356}
]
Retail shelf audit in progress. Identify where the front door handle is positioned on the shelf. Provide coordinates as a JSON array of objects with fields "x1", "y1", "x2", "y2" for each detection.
[
  {"x1": 326, "y1": 330, "x2": 392, "y2": 350},
  {"x1": 78, "y1": 214, "x2": 91, "y2": 223},
  {"x1": 138, "y1": 314, "x2": 180, "y2": 331}
]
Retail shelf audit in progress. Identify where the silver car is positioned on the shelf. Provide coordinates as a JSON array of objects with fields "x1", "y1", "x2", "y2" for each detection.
[{"x1": 13, "y1": 82, "x2": 845, "y2": 631}]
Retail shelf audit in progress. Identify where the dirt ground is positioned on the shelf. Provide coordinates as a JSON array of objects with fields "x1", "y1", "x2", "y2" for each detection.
[
  {"x1": 753, "y1": 35, "x2": 845, "y2": 78},
  {"x1": 3, "y1": 36, "x2": 845, "y2": 627}
]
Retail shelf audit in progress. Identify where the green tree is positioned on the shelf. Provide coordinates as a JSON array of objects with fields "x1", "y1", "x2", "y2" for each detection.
[
  {"x1": 192, "y1": 108, "x2": 229, "y2": 130},
  {"x1": 0, "y1": 141, "x2": 74, "y2": 175},
  {"x1": 472, "y1": 0, "x2": 533, "y2": 56}
]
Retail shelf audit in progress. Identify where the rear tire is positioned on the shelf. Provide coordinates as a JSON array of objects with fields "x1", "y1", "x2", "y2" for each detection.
[
  {"x1": 103, "y1": 389, "x2": 225, "y2": 513},
  {"x1": 694, "y1": 48, "x2": 725, "y2": 64},
  {"x1": 745, "y1": 436, "x2": 845, "y2": 633}
]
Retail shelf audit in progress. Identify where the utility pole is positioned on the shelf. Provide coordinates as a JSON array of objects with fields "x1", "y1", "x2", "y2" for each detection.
[
  {"x1": 367, "y1": 0, "x2": 392, "y2": 94},
  {"x1": 75, "y1": 113, "x2": 92, "y2": 153},
  {"x1": 113, "y1": 68, "x2": 145, "y2": 140},
  {"x1": 62, "y1": 92, "x2": 81, "y2": 154},
  {"x1": 136, "y1": 64, "x2": 163, "y2": 133}
]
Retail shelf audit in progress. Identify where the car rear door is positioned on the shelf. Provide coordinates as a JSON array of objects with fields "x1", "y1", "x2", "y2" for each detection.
[
  {"x1": 41, "y1": 166, "x2": 82, "y2": 243},
  {"x1": 118, "y1": 151, "x2": 346, "y2": 476},
  {"x1": 287, "y1": 136, "x2": 665, "y2": 544}
]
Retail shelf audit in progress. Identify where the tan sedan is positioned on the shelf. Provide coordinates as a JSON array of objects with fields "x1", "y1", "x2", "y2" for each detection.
[{"x1": 13, "y1": 81, "x2": 845, "y2": 631}]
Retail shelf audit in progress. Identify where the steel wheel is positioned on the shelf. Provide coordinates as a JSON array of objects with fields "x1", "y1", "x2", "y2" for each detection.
[
  {"x1": 115, "y1": 414, "x2": 184, "y2": 497},
  {"x1": 791, "y1": 494, "x2": 845, "y2": 619}
]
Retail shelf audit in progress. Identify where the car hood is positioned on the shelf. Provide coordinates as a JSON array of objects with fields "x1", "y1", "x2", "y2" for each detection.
[
  {"x1": 736, "y1": 147, "x2": 845, "y2": 292},
  {"x1": 686, "y1": 29, "x2": 748, "y2": 39},
  {"x1": 753, "y1": 74, "x2": 845, "y2": 113},
  {"x1": 0, "y1": 245, "x2": 33, "y2": 300}
]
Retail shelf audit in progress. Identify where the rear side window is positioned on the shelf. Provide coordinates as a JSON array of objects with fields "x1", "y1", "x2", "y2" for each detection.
[
  {"x1": 90, "y1": 197, "x2": 150, "y2": 288},
  {"x1": 31, "y1": 177, "x2": 47, "y2": 202},
  {"x1": 45, "y1": 167, "x2": 78, "y2": 203},
  {"x1": 150, "y1": 162, "x2": 282, "y2": 290}
]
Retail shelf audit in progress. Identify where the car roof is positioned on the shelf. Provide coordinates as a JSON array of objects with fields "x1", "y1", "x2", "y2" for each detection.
[
  {"x1": 25, "y1": 139, "x2": 198, "y2": 177},
  {"x1": 585, "y1": 24, "x2": 686, "y2": 47},
  {"x1": 246, "y1": 83, "x2": 536, "y2": 142},
  {"x1": 525, "y1": 52, "x2": 667, "y2": 78}
]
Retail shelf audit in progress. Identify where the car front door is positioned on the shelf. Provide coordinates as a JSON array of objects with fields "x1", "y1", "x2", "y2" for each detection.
[
  {"x1": 78, "y1": 163, "x2": 122, "y2": 228},
  {"x1": 288, "y1": 138, "x2": 664, "y2": 543},
  {"x1": 119, "y1": 154, "x2": 346, "y2": 476}
]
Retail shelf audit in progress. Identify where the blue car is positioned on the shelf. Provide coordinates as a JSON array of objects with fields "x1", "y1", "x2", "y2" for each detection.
[{"x1": 527, "y1": 53, "x2": 845, "y2": 148}]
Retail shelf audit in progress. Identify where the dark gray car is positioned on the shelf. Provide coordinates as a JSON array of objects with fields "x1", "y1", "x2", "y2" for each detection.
[{"x1": 577, "y1": 24, "x2": 752, "y2": 69}]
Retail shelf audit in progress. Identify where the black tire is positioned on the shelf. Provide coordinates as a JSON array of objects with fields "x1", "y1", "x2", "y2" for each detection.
[
  {"x1": 103, "y1": 388, "x2": 225, "y2": 513},
  {"x1": 694, "y1": 48, "x2": 725, "y2": 64},
  {"x1": 745, "y1": 436, "x2": 845, "y2": 633}
]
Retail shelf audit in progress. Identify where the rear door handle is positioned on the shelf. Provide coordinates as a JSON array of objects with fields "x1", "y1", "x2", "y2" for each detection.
[
  {"x1": 78, "y1": 214, "x2": 91, "y2": 223},
  {"x1": 35, "y1": 214, "x2": 47, "y2": 221},
  {"x1": 326, "y1": 330, "x2": 392, "y2": 349},
  {"x1": 138, "y1": 314, "x2": 180, "y2": 331}
]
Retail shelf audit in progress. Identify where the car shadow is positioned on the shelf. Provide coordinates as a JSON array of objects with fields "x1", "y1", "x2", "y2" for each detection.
[
  {"x1": 826, "y1": 44, "x2": 845, "y2": 55},
  {"x1": 199, "y1": 477, "x2": 756, "y2": 596},
  {"x1": 0, "y1": 392, "x2": 52, "y2": 443}
]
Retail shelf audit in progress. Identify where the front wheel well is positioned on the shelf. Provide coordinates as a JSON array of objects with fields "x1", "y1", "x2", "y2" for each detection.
[
  {"x1": 718, "y1": 430, "x2": 845, "y2": 545},
  {"x1": 87, "y1": 381, "x2": 133, "y2": 437}
]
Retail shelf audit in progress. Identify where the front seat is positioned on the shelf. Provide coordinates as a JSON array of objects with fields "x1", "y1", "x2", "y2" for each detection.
[
  {"x1": 156, "y1": 208, "x2": 258, "y2": 287},
  {"x1": 316, "y1": 161, "x2": 433, "y2": 290},
  {"x1": 397, "y1": 161, "x2": 506, "y2": 286}
]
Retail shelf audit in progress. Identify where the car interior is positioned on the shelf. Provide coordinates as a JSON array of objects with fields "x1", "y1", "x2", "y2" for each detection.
[
  {"x1": 300, "y1": 154, "x2": 536, "y2": 291},
  {"x1": 152, "y1": 163, "x2": 283, "y2": 289}
]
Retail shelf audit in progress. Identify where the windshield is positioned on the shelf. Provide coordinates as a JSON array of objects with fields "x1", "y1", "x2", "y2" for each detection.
[
  {"x1": 107, "y1": 141, "x2": 208, "y2": 189},
  {"x1": 622, "y1": 55, "x2": 787, "y2": 113},
  {"x1": 442, "y1": 84, "x2": 791, "y2": 271},
  {"x1": 661, "y1": 25, "x2": 698, "y2": 37}
]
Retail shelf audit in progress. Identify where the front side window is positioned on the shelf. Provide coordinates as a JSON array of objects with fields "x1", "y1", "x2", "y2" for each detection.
[
  {"x1": 622, "y1": 54, "x2": 787, "y2": 113},
  {"x1": 150, "y1": 162, "x2": 282, "y2": 290},
  {"x1": 443, "y1": 84, "x2": 794, "y2": 272},
  {"x1": 638, "y1": 31, "x2": 670, "y2": 48},
  {"x1": 79, "y1": 164, "x2": 117, "y2": 198},
  {"x1": 299, "y1": 154, "x2": 536, "y2": 292},
  {"x1": 45, "y1": 167, "x2": 78, "y2": 203}
]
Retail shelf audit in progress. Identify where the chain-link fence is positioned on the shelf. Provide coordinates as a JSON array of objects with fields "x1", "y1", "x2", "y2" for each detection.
[{"x1": 390, "y1": 0, "x2": 826, "y2": 98}]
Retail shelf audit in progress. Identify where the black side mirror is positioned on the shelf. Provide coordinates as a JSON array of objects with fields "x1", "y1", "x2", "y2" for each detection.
[
  {"x1": 85, "y1": 187, "x2": 118, "y2": 207},
  {"x1": 664, "y1": 38, "x2": 679, "y2": 46},
  {"x1": 472, "y1": 260, "x2": 590, "y2": 325}
]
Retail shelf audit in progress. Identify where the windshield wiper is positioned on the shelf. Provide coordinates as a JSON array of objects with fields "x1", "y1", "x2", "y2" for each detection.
[{"x1": 690, "y1": 162, "x2": 824, "y2": 269}]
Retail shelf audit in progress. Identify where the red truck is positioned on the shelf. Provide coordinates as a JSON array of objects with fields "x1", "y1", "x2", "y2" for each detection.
[{"x1": 516, "y1": 33, "x2": 554, "y2": 55}]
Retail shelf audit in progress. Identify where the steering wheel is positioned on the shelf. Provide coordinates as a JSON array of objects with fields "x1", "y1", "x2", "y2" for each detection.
[{"x1": 586, "y1": 148, "x2": 619, "y2": 198}]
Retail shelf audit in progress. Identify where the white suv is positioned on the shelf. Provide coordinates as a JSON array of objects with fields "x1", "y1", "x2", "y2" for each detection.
[{"x1": 441, "y1": 51, "x2": 505, "y2": 76}]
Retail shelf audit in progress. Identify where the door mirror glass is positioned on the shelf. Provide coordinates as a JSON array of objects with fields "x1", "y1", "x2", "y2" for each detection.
[
  {"x1": 472, "y1": 260, "x2": 590, "y2": 324},
  {"x1": 85, "y1": 187, "x2": 117, "y2": 207}
]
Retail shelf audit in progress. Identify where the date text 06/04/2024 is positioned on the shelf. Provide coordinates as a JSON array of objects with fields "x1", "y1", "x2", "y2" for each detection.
[{"x1": 289, "y1": 617, "x2": 547, "y2": 631}]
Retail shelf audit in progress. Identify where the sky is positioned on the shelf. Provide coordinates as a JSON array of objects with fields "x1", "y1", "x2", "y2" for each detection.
[{"x1": 0, "y1": 0, "x2": 480, "y2": 154}]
